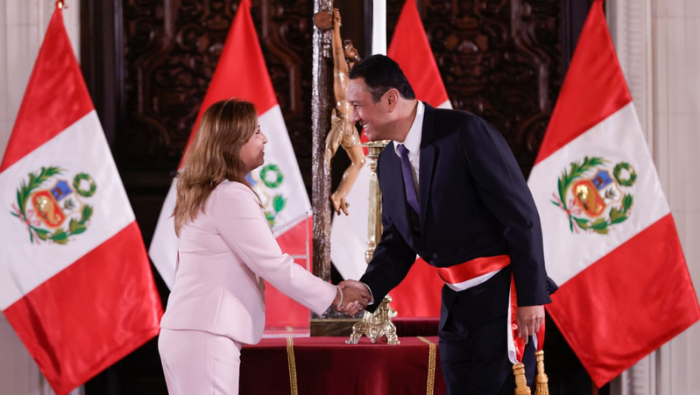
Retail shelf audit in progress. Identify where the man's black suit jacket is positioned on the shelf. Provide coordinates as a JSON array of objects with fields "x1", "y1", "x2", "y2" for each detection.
[{"x1": 360, "y1": 103, "x2": 555, "y2": 328}]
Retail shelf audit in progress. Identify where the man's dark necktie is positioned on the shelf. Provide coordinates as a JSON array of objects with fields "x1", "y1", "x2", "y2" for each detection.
[{"x1": 397, "y1": 144, "x2": 420, "y2": 216}]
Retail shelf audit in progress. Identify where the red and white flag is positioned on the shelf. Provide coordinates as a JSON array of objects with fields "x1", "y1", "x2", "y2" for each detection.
[
  {"x1": 331, "y1": 0, "x2": 449, "y2": 317},
  {"x1": 527, "y1": 0, "x2": 700, "y2": 386},
  {"x1": 0, "y1": 8, "x2": 162, "y2": 395},
  {"x1": 148, "y1": 0, "x2": 312, "y2": 328}
]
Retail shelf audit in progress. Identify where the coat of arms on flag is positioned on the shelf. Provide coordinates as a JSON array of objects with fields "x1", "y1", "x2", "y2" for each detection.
[
  {"x1": 552, "y1": 156, "x2": 636, "y2": 234},
  {"x1": 247, "y1": 163, "x2": 287, "y2": 226},
  {"x1": 12, "y1": 166, "x2": 96, "y2": 244}
]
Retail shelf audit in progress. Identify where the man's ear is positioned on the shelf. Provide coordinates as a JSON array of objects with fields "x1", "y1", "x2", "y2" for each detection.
[{"x1": 384, "y1": 88, "x2": 400, "y2": 112}]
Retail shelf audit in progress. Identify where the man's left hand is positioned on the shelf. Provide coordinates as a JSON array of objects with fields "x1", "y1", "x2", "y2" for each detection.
[{"x1": 516, "y1": 305, "x2": 544, "y2": 344}]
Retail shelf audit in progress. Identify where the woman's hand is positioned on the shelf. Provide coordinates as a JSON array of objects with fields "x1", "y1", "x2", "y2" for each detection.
[{"x1": 334, "y1": 280, "x2": 370, "y2": 315}]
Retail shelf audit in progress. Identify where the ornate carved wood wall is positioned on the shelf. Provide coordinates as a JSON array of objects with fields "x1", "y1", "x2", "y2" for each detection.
[
  {"x1": 120, "y1": 0, "x2": 319, "y2": 179},
  {"x1": 81, "y1": 0, "x2": 598, "y2": 394},
  {"x1": 386, "y1": 0, "x2": 563, "y2": 178},
  {"x1": 111, "y1": 0, "x2": 304, "y2": 202}
]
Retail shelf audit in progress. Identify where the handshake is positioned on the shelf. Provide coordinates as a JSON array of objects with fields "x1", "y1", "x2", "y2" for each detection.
[{"x1": 333, "y1": 280, "x2": 372, "y2": 316}]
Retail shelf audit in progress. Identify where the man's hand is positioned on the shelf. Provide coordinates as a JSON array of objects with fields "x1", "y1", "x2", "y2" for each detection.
[
  {"x1": 339, "y1": 280, "x2": 371, "y2": 300},
  {"x1": 516, "y1": 305, "x2": 544, "y2": 344},
  {"x1": 338, "y1": 279, "x2": 372, "y2": 314},
  {"x1": 336, "y1": 280, "x2": 371, "y2": 315}
]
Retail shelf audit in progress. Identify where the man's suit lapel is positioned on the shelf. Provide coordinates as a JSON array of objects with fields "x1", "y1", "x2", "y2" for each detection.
[
  {"x1": 382, "y1": 142, "x2": 412, "y2": 237},
  {"x1": 419, "y1": 103, "x2": 437, "y2": 234}
]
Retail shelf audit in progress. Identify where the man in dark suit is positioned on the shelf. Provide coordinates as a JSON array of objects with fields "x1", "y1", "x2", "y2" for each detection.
[{"x1": 341, "y1": 55, "x2": 555, "y2": 395}]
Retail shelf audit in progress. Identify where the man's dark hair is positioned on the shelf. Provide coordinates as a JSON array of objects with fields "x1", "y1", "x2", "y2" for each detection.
[{"x1": 349, "y1": 55, "x2": 416, "y2": 103}]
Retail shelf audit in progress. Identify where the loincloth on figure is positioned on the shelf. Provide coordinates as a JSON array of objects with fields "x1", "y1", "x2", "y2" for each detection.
[{"x1": 326, "y1": 111, "x2": 361, "y2": 161}]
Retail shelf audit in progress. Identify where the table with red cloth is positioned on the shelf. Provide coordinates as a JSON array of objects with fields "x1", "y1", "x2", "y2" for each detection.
[{"x1": 239, "y1": 335, "x2": 446, "y2": 395}]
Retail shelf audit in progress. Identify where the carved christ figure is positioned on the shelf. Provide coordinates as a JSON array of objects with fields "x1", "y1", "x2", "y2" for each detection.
[{"x1": 325, "y1": 8, "x2": 366, "y2": 216}]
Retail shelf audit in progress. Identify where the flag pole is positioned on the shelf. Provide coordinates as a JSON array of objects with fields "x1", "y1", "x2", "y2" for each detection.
[{"x1": 371, "y1": 0, "x2": 386, "y2": 55}]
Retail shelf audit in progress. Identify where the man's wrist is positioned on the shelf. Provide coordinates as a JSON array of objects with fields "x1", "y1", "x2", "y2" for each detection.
[{"x1": 363, "y1": 283, "x2": 375, "y2": 305}]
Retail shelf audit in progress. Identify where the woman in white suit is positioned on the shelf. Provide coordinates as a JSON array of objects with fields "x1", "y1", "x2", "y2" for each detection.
[{"x1": 158, "y1": 98, "x2": 369, "y2": 395}]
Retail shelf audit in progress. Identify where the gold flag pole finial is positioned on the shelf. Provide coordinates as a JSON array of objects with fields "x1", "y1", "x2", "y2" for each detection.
[
  {"x1": 513, "y1": 363, "x2": 532, "y2": 395},
  {"x1": 534, "y1": 350, "x2": 550, "y2": 395}
]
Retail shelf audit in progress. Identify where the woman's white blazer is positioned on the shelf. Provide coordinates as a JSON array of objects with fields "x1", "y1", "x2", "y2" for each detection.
[{"x1": 160, "y1": 181, "x2": 336, "y2": 344}]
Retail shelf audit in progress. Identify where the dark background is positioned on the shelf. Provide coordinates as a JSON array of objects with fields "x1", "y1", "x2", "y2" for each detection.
[{"x1": 80, "y1": 0, "x2": 606, "y2": 393}]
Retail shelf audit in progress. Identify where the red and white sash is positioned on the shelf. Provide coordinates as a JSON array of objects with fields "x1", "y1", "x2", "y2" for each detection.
[{"x1": 437, "y1": 255, "x2": 545, "y2": 365}]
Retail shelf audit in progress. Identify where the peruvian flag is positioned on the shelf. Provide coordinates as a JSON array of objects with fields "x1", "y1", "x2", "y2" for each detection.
[
  {"x1": 527, "y1": 0, "x2": 700, "y2": 386},
  {"x1": 149, "y1": 0, "x2": 313, "y2": 328},
  {"x1": 0, "y1": 8, "x2": 162, "y2": 395},
  {"x1": 330, "y1": 0, "x2": 448, "y2": 317}
]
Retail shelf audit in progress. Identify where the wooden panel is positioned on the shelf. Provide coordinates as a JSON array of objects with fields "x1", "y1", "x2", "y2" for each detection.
[
  {"x1": 386, "y1": 0, "x2": 564, "y2": 178},
  {"x1": 118, "y1": 0, "x2": 323, "y2": 188}
]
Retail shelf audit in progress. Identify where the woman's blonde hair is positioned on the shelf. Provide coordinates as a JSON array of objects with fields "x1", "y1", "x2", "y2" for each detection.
[{"x1": 173, "y1": 98, "x2": 258, "y2": 235}]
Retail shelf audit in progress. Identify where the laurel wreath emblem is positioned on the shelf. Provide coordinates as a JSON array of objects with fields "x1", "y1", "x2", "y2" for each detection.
[
  {"x1": 551, "y1": 156, "x2": 636, "y2": 234},
  {"x1": 11, "y1": 166, "x2": 95, "y2": 244},
  {"x1": 613, "y1": 162, "x2": 637, "y2": 187},
  {"x1": 73, "y1": 172, "x2": 97, "y2": 197},
  {"x1": 260, "y1": 164, "x2": 284, "y2": 188},
  {"x1": 258, "y1": 164, "x2": 286, "y2": 226}
]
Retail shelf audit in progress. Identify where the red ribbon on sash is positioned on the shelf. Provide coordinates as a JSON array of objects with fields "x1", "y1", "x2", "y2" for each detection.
[
  {"x1": 436, "y1": 255, "x2": 545, "y2": 364},
  {"x1": 436, "y1": 254, "x2": 510, "y2": 284}
]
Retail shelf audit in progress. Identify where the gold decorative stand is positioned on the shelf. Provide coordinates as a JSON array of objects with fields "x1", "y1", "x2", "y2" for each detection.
[
  {"x1": 347, "y1": 295, "x2": 399, "y2": 345},
  {"x1": 345, "y1": 140, "x2": 400, "y2": 345},
  {"x1": 363, "y1": 141, "x2": 386, "y2": 262}
]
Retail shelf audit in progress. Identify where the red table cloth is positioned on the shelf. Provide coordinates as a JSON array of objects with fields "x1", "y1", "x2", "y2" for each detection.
[{"x1": 240, "y1": 336, "x2": 446, "y2": 395}]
